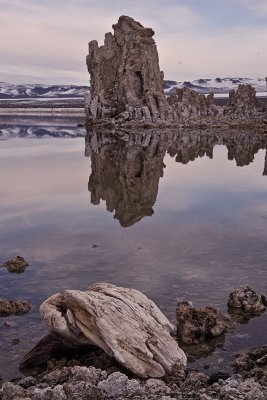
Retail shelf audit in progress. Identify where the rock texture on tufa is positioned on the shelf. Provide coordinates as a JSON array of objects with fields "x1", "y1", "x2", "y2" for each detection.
[
  {"x1": 39, "y1": 283, "x2": 186, "y2": 378},
  {"x1": 167, "y1": 89, "x2": 222, "y2": 120},
  {"x1": 86, "y1": 16, "x2": 172, "y2": 123},
  {"x1": 227, "y1": 285, "x2": 267, "y2": 314},
  {"x1": 176, "y1": 301, "x2": 233, "y2": 344}
]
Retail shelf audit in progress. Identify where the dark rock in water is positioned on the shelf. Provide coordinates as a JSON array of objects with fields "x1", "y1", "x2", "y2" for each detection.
[
  {"x1": 207, "y1": 371, "x2": 231, "y2": 385},
  {"x1": 0, "y1": 298, "x2": 31, "y2": 316},
  {"x1": 2, "y1": 256, "x2": 28, "y2": 274},
  {"x1": 11, "y1": 338, "x2": 20, "y2": 346},
  {"x1": 85, "y1": 15, "x2": 172, "y2": 123},
  {"x1": 227, "y1": 285, "x2": 266, "y2": 314},
  {"x1": 176, "y1": 301, "x2": 233, "y2": 344}
]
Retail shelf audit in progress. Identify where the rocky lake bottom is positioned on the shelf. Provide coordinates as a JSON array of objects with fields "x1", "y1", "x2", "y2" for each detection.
[{"x1": 1, "y1": 118, "x2": 267, "y2": 394}]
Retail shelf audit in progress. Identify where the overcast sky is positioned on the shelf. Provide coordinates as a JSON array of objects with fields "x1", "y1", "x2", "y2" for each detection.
[{"x1": 0, "y1": 0, "x2": 266, "y2": 85}]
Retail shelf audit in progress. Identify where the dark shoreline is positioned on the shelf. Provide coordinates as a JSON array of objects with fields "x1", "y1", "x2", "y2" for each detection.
[{"x1": 0, "y1": 95, "x2": 266, "y2": 109}]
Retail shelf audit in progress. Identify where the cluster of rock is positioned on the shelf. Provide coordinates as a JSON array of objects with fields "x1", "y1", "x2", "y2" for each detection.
[
  {"x1": 1, "y1": 283, "x2": 267, "y2": 399},
  {"x1": 1, "y1": 362, "x2": 266, "y2": 400},
  {"x1": 85, "y1": 16, "x2": 266, "y2": 128},
  {"x1": 175, "y1": 285, "x2": 266, "y2": 346},
  {"x1": 0, "y1": 256, "x2": 31, "y2": 317}
]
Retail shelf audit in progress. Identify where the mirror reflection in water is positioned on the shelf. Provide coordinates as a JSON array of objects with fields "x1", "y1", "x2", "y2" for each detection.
[{"x1": 1, "y1": 124, "x2": 267, "y2": 380}]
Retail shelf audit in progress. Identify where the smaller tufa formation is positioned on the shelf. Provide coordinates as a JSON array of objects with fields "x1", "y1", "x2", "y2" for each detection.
[
  {"x1": 225, "y1": 84, "x2": 266, "y2": 118},
  {"x1": 39, "y1": 283, "x2": 186, "y2": 378},
  {"x1": 86, "y1": 16, "x2": 172, "y2": 123},
  {"x1": 176, "y1": 301, "x2": 233, "y2": 344},
  {"x1": 167, "y1": 89, "x2": 221, "y2": 121},
  {"x1": 227, "y1": 285, "x2": 267, "y2": 314}
]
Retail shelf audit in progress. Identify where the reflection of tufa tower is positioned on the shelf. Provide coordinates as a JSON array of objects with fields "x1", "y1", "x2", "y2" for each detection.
[
  {"x1": 167, "y1": 130, "x2": 267, "y2": 174},
  {"x1": 85, "y1": 132, "x2": 171, "y2": 227},
  {"x1": 85, "y1": 130, "x2": 267, "y2": 227}
]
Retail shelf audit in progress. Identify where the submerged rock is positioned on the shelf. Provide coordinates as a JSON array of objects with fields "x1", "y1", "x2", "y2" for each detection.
[
  {"x1": 38, "y1": 283, "x2": 186, "y2": 378},
  {"x1": 0, "y1": 298, "x2": 31, "y2": 316},
  {"x1": 1, "y1": 256, "x2": 28, "y2": 274},
  {"x1": 227, "y1": 285, "x2": 267, "y2": 314},
  {"x1": 176, "y1": 301, "x2": 233, "y2": 344}
]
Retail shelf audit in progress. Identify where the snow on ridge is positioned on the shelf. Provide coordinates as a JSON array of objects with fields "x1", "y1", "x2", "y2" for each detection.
[
  {"x1": 0, "y1": 78, "x2": 266, "y2": 99},
  {"x1": 164, "y1": 77, "x2": 266, "y2": 95},
  {"x1": 0, "y1": 83, "x2": 89, "y2": 99}
]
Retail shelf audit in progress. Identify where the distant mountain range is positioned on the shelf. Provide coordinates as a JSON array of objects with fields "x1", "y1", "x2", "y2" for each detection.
[
  {"x1": 0, "y1": 78, "x2": 266, "y2": 99},
  {"x1": 0, "y1": 83, "x2": 89, "y2": 99},
  {"x1": 164, "y1": 77, "x2": 266, "y2": 95}
]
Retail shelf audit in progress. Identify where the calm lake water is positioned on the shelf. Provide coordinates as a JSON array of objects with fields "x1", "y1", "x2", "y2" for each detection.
[{"x1": 1, "y1": 118, "x2": 267, "y2": 380}]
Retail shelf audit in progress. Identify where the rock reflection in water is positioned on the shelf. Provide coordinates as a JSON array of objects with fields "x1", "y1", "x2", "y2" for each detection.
[
  {"x1": 85, "y1": 132, "x2": 169, "y2": 227},
  {"x1": 85, "y1": 129, "x2": 267, "y2": 226}
]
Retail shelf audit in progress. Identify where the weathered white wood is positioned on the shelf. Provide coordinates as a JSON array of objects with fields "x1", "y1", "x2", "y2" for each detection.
[{"x1": 40, "y1": 283, "x2": 186, "y2": 378}]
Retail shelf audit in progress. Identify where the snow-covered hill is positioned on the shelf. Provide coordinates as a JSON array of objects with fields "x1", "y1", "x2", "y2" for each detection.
[
  {"x1": 0, "y1": 78, "x2": 266, "y2": 99},
  {"x1": 0, "y1": 82, "x2": 88, "y2": 99},
  {"x1": 164, "y1": 77, "x2": 266, "y2": 95}
]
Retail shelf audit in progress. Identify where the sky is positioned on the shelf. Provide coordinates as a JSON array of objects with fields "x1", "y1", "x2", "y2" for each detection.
[{"x1": 0, "y1": 0, "x2": 266, "y2": 85}]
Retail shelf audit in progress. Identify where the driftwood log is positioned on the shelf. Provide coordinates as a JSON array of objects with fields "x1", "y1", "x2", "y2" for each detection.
[{"x1": 38, "y1": 283, "x2": 186, "y2": 378}]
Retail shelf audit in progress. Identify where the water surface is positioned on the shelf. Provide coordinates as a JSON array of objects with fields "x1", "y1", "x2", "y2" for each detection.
[{"x1": 1, "y1": 122, "x2": 267, "y2": 380}]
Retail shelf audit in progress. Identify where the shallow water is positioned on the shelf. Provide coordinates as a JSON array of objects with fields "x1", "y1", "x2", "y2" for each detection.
[{"x1": 1, "y1": 121, "x2": 267, "y2": 380}]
